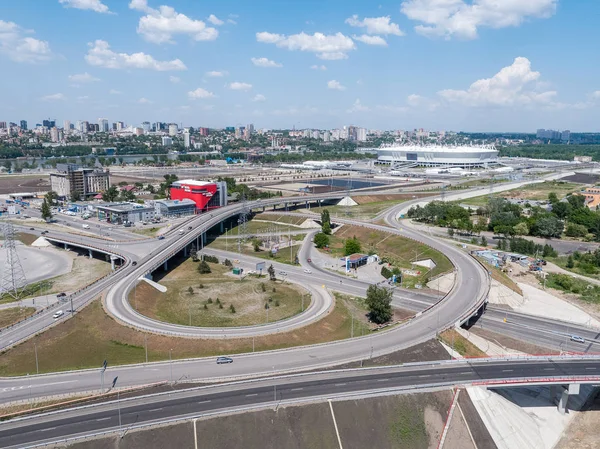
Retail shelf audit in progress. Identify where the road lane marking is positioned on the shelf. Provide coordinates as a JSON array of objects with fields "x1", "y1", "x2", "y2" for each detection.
[
  {"x1": 198, "y1": 400, "x2": 211, "y2": 404},
  {"x1": 544, "y1": 368, "x2": 555, "y2": 371},
  {"x1": 39, "y1": 427, "x2": 57, "y2": 432},
  {"x1": 377, "y1": 378, "x2": 389, "y2": 382},
  {"x1": 502, "y1": 370, "x2": 514, "y2": 372},
  {"x1": 148, "y1": 408, "x2": 163, "y2": 412},
  {"x1": 586, "y1": 367, "x2": 597, "y2": 370},
  {"x1": 335, "y1": 383, "x2": 347, "y2": 386},
  {"x1": 245, "y1": 394, "x2": 258, "y2": 397},
  {"x1": 96, "y1": 417, "x2": 111, "y2": 421},
  {"x1": 291, "y1": 388, "x2": 304, "y2": 391},
  {"x1": 419, "y1": 375, "x2": 431, "y2": 378},
  {"x1": 457, "y1": 372, "x2": 471, "y2": 375}
]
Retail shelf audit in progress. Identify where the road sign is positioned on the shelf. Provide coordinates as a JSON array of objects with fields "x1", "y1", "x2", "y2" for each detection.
[
  {"x1": 101, "y1": 360, "x2": 107, "y2": 373},
  {"x1": 112, "y1": 376, "x2": 118, "y2": 388},
  {"x1": 256, "y1": 262, "x2": 266, "y2": 272}
]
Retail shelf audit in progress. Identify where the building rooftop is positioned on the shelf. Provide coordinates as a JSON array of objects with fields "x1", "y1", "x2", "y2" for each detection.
[
  {"x1": 155, "y1": 199, "x2": 196, "y2": 207},
  {"x1": 96, "y1": 202, "x2": 153, "y2": 212},
  {"x1": 172, "y1": 180, "x2": 213, "y2": 187}
]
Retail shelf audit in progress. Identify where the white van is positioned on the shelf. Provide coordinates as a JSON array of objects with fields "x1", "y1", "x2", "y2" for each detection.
[
  {"x1": 82, "y1": 224, "x2": 90, "y2": 229},
  {"x1": 53, "y1": 310, "x2": 64, "y2": 319}
]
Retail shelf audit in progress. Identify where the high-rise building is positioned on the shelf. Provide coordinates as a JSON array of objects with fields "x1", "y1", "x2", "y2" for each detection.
[
  {"x1": 357, "y1": 128, "x2": 367, "y2": 142},
  {"x1": 312, "y1": 130, "x2": 320, "y2": 140},
  {"x1": 183, "y1": 132, "x2": 191, "y2": 148},
  {"x1": 50, "y1": 127, "x2": 60, "y2": 142},
  {"x1": 0, "y1": 122, "x2": 7, "y2": 129},
  {"x1": 43, "y1": 119, "x2": 56, "y2": 128},
  {"x1": 50, "y1": 164, "x2": 110, "y2": 199},
  {"x1": 199, "y1": 127, "x2": 209, "y2": 136},
  {"x1": 19, "y1": 120, "x2": 27, "y2": 130},
  {"x1": 323, "y1": 131, "x2": 331, "y2": 142},
  {"x1": 142, "y1": 121, "x2": 151, "y2": 133},
  {"x1": 82, "y1": 121, "x2": 89, "y2": 133},
  {"x1": 561, "y1": 130, "x2": 571, "y2": 142},
  {"x1": 63, "y1": 120, "x2": 71, "y2": 134},
  {"x1": 116, "y1": 121, "x2": 125, "y2": 131},
  {"x1": 168, "y1": 124, "x2": 178, "y2": 136},
  {"x1": 162, "y1": 136, "x2": 173, "y2": 147},
  {"x1": 98, "y1": 118, "x2": 109, "y2": 133}
]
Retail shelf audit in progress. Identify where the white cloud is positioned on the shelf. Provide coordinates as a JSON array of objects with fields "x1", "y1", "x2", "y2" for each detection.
[
  {"x1": 188, "y1": 87, "x2": 215, "y2": 99},
  {"x1": 347, "y1": 98, "x2": 370, "y2": 113},
  {"x1": 591, "y1": 91, "x2": 600, "y2": 100},
  {"x1": 352, "y1": 34, "x2": 388, "y2": 46},
  {"x1": 229, "y1": 82, "x2": 252, "y2": 91},
  {"x1": 169, "y1": 75, "x2": 180, "y2": 83},
  {"x1": 327, "y1": 80, "x2": 346, "y2": 91},
  {"x1": 437, "y1": 57, "x2": 556, "y2": 107},
  {"x1": 206, "y1": 70, "x2": 227, "y2": 77},
  {"x1": 256, "y1": 31, "x2": 356, "y2": 60},
  {"x1": 109, "y1": 89, "x2": 122, "y2": 94},
  {"x1": 85, "y1": 40, "x2": 187, "y2": 71},
  {"x1": 252, "y1": 94, "x2": 266, "y2": 102},
  {"x1": 0, "y1": 20, "x2": 52, "y2": 63},
  {"x1": 251, "y1": 57, "x2": 282, "y2": 68},
  {"x1": 407, "y1": 94, "x2": 423, "y2": 106},
  {"x1": 207, "y1": 14, "x2": 224, "y2": 25},
  {"x1": 138, "y1": 97, "x2": 153, "y2": 104},
  {"x1": 129, "y1": 0, "x2": 218, "y2": 44},
  {"x1": 310, "y1": 65, "x2": 327, "y2": 70},
  {"x1": 41, "y1": 93, "x2": 65, "y2": 101},
  {"x1": 68, "y1": 72, "x2": 100, "y2": 83},
  {"x1": 227, "y1": 18, "x2": 237, "y2": 25},
  {"x1": 59, "y1": 0, "x2": 111, "y2": 13},
  {"x1": 77, "y1": 95, "x2": 90, "y2": 101},
  {"x1": 345, "y1": 15, "x2": 404, "y2": 36},
  {"x1": 401, "y1": 0, "x2": 557, "y2": 40}
]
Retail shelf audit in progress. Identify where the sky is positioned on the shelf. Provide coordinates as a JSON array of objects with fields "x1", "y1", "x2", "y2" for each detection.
[{"x1": 1, "y1": 0, "x2": 599, "y2": 132}]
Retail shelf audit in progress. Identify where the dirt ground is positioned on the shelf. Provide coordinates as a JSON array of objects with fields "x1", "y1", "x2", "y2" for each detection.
[
  {"x1": 68, "y1": 392, "x2": 454, "y2": 449},
  {"x1": 468, "y1": 326, "x2": 559, "y2": 355},
  {"x1": 0, "y1": 307, "x2": 36, "y2": 328},
  {"x1": 554, "y1": 389, "x2": 600, "y2": 449},
  {"x1": 457, "y1": 391, "x2": 498, "y2": 449},
  {"x1": 352, "y1": 193, "x2": 434, "y2": 204},
  {"x1": 50, "y1": 252, "x2": 113, "y2": 294},
  {"x1": 444, "y1": 394, "x2": 477, "y2": 449},
  {"x1": 0, "y1": 174, "x2": 50, "y2": 194}
]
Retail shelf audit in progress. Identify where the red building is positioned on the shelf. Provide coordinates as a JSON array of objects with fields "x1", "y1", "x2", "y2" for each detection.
[{"x1": 169, "y1": 180, "x2": 228, "y2": 211}]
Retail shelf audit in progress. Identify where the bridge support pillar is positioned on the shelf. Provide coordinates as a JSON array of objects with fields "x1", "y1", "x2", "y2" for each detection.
[
  {"x1": 556, "y1": 383, "x2": 580, "y2": 415},
  {"x1": 88, "y1": 249, "x2": 93, "y2": 259},
  {"x1": 285, "y1": 203, "x2": 288, "y2": 212},
  {"x1": 220, "y1": 221, "x2": 224, "y2": 233},
  {"x1": 183, "y1": 246, "x2": 188, "y2": 258},
  {"x1": 163, "y1": 261, "x2": 168, "y2": 271},
  {"x1": 64, "y1": 243, "x2": 68, "y2": 250},
  {"x1": 144, "y1": 273, "x2": 153, "y2": 281},
  {"x1": 305, "y1": 201, "x2": 309, "y2": 209},
  {"x1": 110, "y1": 255, "x2": 118, "y2": 271},
  {"x1": 262, "y1": 206, "x2": 265, "y2": 212}
]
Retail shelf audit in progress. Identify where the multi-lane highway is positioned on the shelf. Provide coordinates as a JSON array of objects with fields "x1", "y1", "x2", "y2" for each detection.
[{"x1": 1, "y1": 357, "x2": 599, "y2": 449}]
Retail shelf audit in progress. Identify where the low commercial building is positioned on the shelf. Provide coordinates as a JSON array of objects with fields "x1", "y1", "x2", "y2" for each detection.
[
  {"x1": 154, "y1": 199, "x2": 196, "y2": 218},
  {"x1": 50, "y1": 163, "x2": 110, "y2": 199},
  {"x1": 96, "y1": 202, "x2": 155, "y2": 224},
  {"x1": 170, "y1": 179, "x2": 228, "y2": 211}
]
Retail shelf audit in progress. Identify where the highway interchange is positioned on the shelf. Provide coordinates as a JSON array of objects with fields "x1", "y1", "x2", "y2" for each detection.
[{"x1": 1, "y1": 178, "x2": 600, "y2": 446}]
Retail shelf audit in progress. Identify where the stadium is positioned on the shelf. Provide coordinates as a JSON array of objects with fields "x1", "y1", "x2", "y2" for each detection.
[{"x1": 376, "y1": 144, "x2": 499, "y2": 168}]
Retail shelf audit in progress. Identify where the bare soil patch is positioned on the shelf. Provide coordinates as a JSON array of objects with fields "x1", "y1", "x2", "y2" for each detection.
[
  {"x1": 0, "y1": 307, "x2": 36, "y2": 329},
  {"x1": 0, "y1": 175, "x2": 49, "y2": 194},
  {"x1": 554, "y1": 388, "x2": 600, "y2": 449},
  {"x1": 439, "y1": 329, "x2": 487, "y2": 358},
  {"x1": 469, "y1": 326, "x2": 558, "y2": 355}
]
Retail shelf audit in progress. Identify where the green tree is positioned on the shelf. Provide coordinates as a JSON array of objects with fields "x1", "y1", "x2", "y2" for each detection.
[
  {"x1": 322, "y1": 221, "x2": 332, "y2": 235},
  {"x1": 313, "y1": 232, "x2": 330, "y2": 249},
  {"x1": 268, "y1": 264, "x2": 276, "y2": 281},
  {"x1": 566, "y1": 255, "x2": 575, "y2": 269},
  {"x1": 102, "y1": 185, "x2": 119, "y2": 202},
  {"x1": 531, "y1": 215, "x2": 564, "y2": 239},
  {"x1": 365, "y1": 284, "x2": 393, "y2": 324},
  {"x1": 190, "y1": 243, "x2": 198, "y2": 262},
  {"x1": 70, "y1": 190, "x2": 81, "y2": 202},
  {"x1": 513, "y1": 222, "x2": 529, "y2": 236},
  {"x1": 188, "y1": 286, "x2": 194, "y2": 295},
  {"x1": 119, "y1": 189, "x2": 136, "y2": 202},
  {"x1": 224, "y1": 258, "x2": 233, "y2": 267},
  {"x1": 565, "y1": 223, "x2": 588, "y2": 238},
  {"x1": 480, "y1": 236, "x2": 488, "y2": 247},
  {"x1": 45, "y1": 190, "x2": 58, "y2": 205},
  {"x1": 40, "y1": 199, "x2": 52, "y2": 222},
  {"x1": 344, "y1": 236, "x2": 361, "y2": 256},
  {"x1": 447, "y1": 228, "x2": 454, "y2": 237},
  {"x1": 197, "y1": 260, "x2": 211, "y2": 274},
  {"x1": 252, "y1": 239, "x2": 261, "y2": 252},
  {"x1": 321, "y1": 209, "x2": 331, "y2": 234},
  {"x1": 548, "y1": 192, "x2": 559, "y2": 204}
]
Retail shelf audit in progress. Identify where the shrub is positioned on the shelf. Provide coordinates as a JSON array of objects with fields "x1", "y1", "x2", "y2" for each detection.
[
  {"x1": 264, "y1": 302, "x2": 269, "y2": 309},
  {"x1": 381, "y1": 266, "x2": 392, "y2": 279},
  {"x1": 218, "y1": 303, "x2": 223, "y2": 309},
  {"x1": 272, "y1": 287, "x2": 276, "y2": 293},
  {"x1": 275, "y1": 300, "x2": 280, "y2": 307},
  {"x1": 203, "y1": 304, "x2": 208, "y2": 310},
  {"x1": 207, "y1": 298, "x2": 213, "y2": 304},
  {"x1": 229, "y1": 304, "x2": 236, "y2": 313},
  {"x1": 261, "y1": 283, "x2": 266, "y2": 292},
  {"x1": 188, "y1": 286, "x2": 193, "y2": 295}
]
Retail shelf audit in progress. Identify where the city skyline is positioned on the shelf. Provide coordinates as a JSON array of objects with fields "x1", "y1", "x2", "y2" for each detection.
[{"x1": 2, "y1": 1, "x2": 600, "y2": 131}]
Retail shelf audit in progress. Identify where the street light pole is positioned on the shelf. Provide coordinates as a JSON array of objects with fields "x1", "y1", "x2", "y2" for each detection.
[{"x1": 169, "y1": 349, "x2": 173, "y2": 383}]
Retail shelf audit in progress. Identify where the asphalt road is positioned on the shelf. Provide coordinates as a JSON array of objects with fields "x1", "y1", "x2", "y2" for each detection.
[{"x1": 2, "y1": 358, "x2": 599, "y2": 449}]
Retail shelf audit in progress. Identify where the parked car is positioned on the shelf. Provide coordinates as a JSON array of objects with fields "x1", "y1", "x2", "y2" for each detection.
[
  {"x1": 53, "y1": 310, "x2": 64, "y2": 319},
  {"x1": 132, "y1": 261, "x2": 137, "y2": 266},
  {"x1": 29, "y1": 227, "x2": 35, "y2": 230},
  {"x1": 56, "y1": 292, "x2": 66, "y2": 298},
  {"x1": 158, "y1": 235, "x2": 165, "y2": 240},
  {"x1": 41, "y1": 230, "x2": 48, "y2": 235},
  {"x1": 216, "y1": 356, "x2": 233, "y2": 364},
  {"x1": 307, "y1": 258, "x2": 312, "y2": 263}
]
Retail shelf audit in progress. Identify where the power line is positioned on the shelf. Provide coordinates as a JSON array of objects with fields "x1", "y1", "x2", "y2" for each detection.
[{"x1": 0, "y1": 223, "x2": 28, "y2": 300}]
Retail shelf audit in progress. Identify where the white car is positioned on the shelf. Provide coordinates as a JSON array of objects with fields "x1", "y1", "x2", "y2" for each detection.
[
  {"x1": 303, "y1": 269, "x2": 312, "y2": 274},
  {"x1": 570, "y1": 335, "x2": 585, "y2": 344},
  {"x1": 53, "y1": 310, "x2": 64, "y2": 319}
]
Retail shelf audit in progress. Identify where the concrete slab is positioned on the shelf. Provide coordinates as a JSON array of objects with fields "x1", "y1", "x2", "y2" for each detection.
[
  {"x1": 0, "y1": 244, "x2": 72, "y2": 287},
  {"x1": 515, "y1": 283, "x2": 600, "y2": 329},
  {"x1": 427, "y1": 272, "x2": 455, "y2": 294},
  {"x1": 487, "y1": 280, "x2": 525, "y2": 308},
  {"x1": 140, "y1": 277, "x2": 167, "y2": 293},
  {"x1": 455, "y1": 327, "x2": 524, "y2": 357}
]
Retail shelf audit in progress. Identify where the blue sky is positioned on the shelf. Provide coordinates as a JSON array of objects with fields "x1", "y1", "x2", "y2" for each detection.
[{"x1": 1, "y1": 0, "x2": 598, "y2": 132}]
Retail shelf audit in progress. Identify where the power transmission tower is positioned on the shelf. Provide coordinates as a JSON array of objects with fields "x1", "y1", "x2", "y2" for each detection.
[{"x1": 1, "y1": 223, "x2": 28, "y2": 300}]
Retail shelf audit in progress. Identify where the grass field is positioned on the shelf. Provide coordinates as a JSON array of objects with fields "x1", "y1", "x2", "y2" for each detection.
[
  {"x1": 130, "y1": 226, "x2": 161, "y2": 237},
  {"x1": 131, "y1": 261, "x2": 308, "y2": 327},
  {"x1": 0, "y1": 292, "x2": 373, "y2": 376},
  {"x1": 252, "y1": 214, "x2": 310, "y2": 226},
  {"x1": 461, "y1": 180, "x2": 583, "y2": 207},
  {"x1": 322, "y1": 225, "x2": 453, "y2": 286},
  {"x1": 439, "y1": 329, "x2": 486, "y2": 358},
  {"x1": 0, "y1": 307, "x2": 36, "y2": 329},
  {"x1": 206, "y1": 236, "x2": 303, "y2": 266}
]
